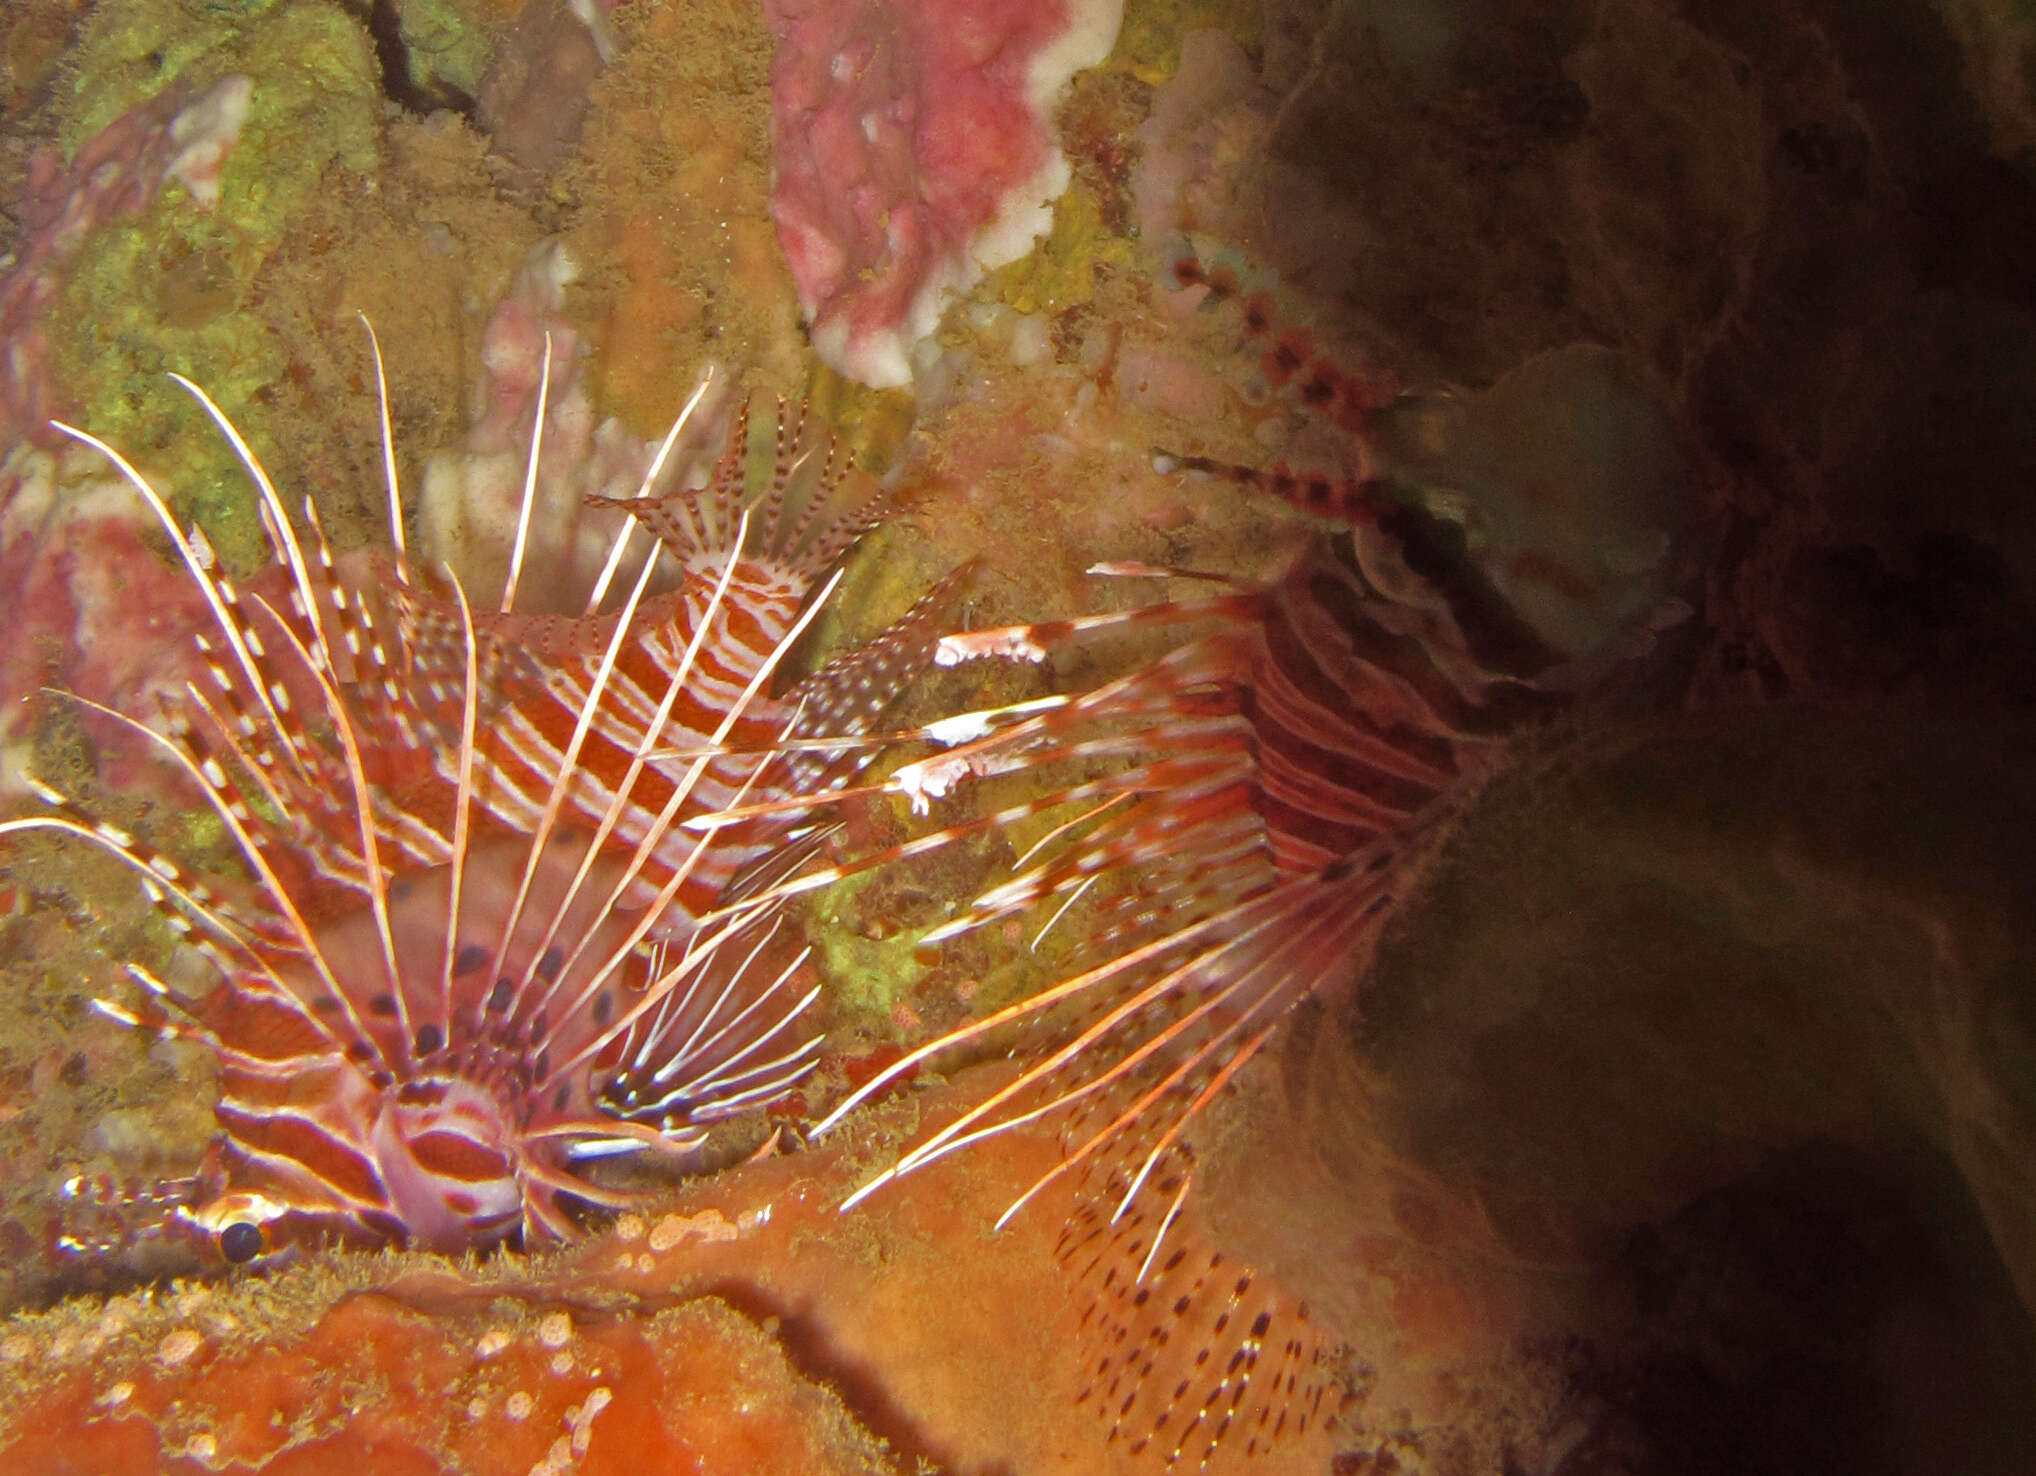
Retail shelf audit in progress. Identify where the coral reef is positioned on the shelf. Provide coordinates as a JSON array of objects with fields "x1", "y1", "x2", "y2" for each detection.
[
  {"x1": 561, "y1": 0, "x2": 809, "y2": 429},
  {"x1": 759, "y1": 0, "x2": 1125, "y2": 386},
  {"x1": 0, "y1": 75, "x2": 256, "y2": 799},
  {"x1": 0, "y1": 1076, "x2": 1335, "y2": 1474},
  {"x1": 0, "y1": 74, "x2": 249, "y2": 446},
  {"x1": 3, "y1": 1290, "x2": 892, "y2": 1475}
]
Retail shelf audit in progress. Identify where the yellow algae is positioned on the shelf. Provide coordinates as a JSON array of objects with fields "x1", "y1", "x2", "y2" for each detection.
[{"x1": 991, "y1": 176, "x2": 1135, "y2": 319}]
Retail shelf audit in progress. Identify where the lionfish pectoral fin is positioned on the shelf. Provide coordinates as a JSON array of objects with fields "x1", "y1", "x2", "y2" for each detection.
[
  {"x1": 1058, "y1": 1147, "x2": 1333, "y2": 1469},
  {"x1": 780, "y1": 559, "x2": 979, "y2": 773}
]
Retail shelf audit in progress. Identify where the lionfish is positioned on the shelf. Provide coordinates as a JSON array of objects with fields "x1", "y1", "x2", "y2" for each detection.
[
  {"x1": 1, "y1": 326, "x2": 951, "y2": 1266},
  {"x1": 768, "y1": 243, "x2": 1689, "y2": 1467}
]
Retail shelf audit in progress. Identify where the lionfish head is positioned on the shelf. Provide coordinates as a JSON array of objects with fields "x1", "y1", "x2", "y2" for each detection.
[{"x1": 7, "y1": 326, "x2": 853, "y2": 1269}]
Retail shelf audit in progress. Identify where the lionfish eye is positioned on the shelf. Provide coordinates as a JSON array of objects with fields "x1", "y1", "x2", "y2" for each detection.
[{"x1": 218, "y1": 1220, "x2": 265, "y2": 1264}]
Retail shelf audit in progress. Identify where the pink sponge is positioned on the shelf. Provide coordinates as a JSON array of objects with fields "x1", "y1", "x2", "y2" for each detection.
[{"x1": 761, "y1": 0, "x2": 1121, "y2": 387}]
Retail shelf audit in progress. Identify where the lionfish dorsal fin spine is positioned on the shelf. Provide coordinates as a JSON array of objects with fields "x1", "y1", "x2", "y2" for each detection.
[
  {"x1": 170, "y1": 373, "x2": 353, "y2": 693},
  {"x1": 1165, "y1": 232, "x2": 1397, "y2": 434},
  {"x1": 499, "y1": 330, "x2": 554, "y2": 617},
  {"x1": 493, "y1": 525, "x2": 666, "y2": 1034},
  {"x1": 1163, "y1": 450, "x2": 1395, "y2": 533},
  {"x1": 532, "y1": 559, "x2": 846, "y2": 1090},
  {"x1": 20, "y1": 350, "x2": 878, "y2": 1260},
  {"x1": 241, "y1": 589, "x2": 415, "y2": 1061},
  {"x1": 587, "y1": 393, "x2": 884, "y2": 589},
  {"x1": 585, "y1": 366, "x2": 729, "y2": 611},
  {"x1": 0, "y1": 775, "x2": 344, "y2": 1062},
  {"x1": 434, "y1": 569, "x2": 482, "y2": 1046},
  {"x1": 778, "y1": 560, "x2": 976, "y2": 791},
  {"x1": 46, "y1": 418, "x2": 314, "y2": 791},
  {"x1": 512, "y1": 505, "x2": 808, "y2": 1048},
  {"x1": 357, "y1": 315, "x2": 411, "y2": 586}
]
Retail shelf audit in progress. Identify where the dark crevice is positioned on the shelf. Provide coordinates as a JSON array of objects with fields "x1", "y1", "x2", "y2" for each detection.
[
  {"x1": 357, "y1": 0, "x2": 477, "y2": 121},
  {"x1": 362, "y1": 1268, "x2": 1010, "y2": 1476},
  {"x1": 704, "y1": 1277, "x2": 1013, "y2": 1476}
]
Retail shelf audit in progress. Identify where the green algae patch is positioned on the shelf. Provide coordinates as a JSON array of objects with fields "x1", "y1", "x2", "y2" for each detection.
[
  {"x1": 805, "y1": 868, "x2": 934, "y2": 1028},
  {"x1": 389, "y1": 0, "x2": 495, "y2": 101},
  {"x1": 59, "y1": 0, "x2": 284, "y2": 150},
  {"x1": 48, "y1": 2, "x2": 382, "y2": 573}
]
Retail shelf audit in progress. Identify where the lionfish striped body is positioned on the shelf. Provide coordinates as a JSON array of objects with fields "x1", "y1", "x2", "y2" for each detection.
[
  {"x1": 395, "y1": 391, "x2": 945, "y2": 925},
  {"x1": 4, "y1": 336, "x2": 943, "y2": 1265}
]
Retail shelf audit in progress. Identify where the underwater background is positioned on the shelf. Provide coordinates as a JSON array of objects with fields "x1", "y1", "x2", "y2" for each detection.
[{"x1": 1, "y1": 1, "x2": 2035, "y2": 1471}]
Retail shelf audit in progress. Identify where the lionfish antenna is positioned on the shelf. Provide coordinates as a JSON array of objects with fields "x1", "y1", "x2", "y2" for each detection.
[
  {"x1": 434, "y1": 569, "x2": 483, "y2": 1042},
  {"x1": 358, "y1": 314, "x2": 411, "y2": 587},
  {"x1": 500, "y1": 330, "x2": 552, "y2": 615}
]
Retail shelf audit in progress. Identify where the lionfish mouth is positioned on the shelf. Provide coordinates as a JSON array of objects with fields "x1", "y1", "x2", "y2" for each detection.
[{"x1": 1, "y1": 319, "x2": 949, "y2": 1267}]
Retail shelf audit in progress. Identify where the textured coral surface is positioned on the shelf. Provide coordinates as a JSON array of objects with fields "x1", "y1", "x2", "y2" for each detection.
[
  {"x1": 0, "y1": 1079, "x2": 1337, "y2": 1474},
  {"x1": 4, "y1": 1293, "x2": 890, "y2": 1476},
  {"x1": 761, "y1": 0, "x2": 1122, "y2": 385}
]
